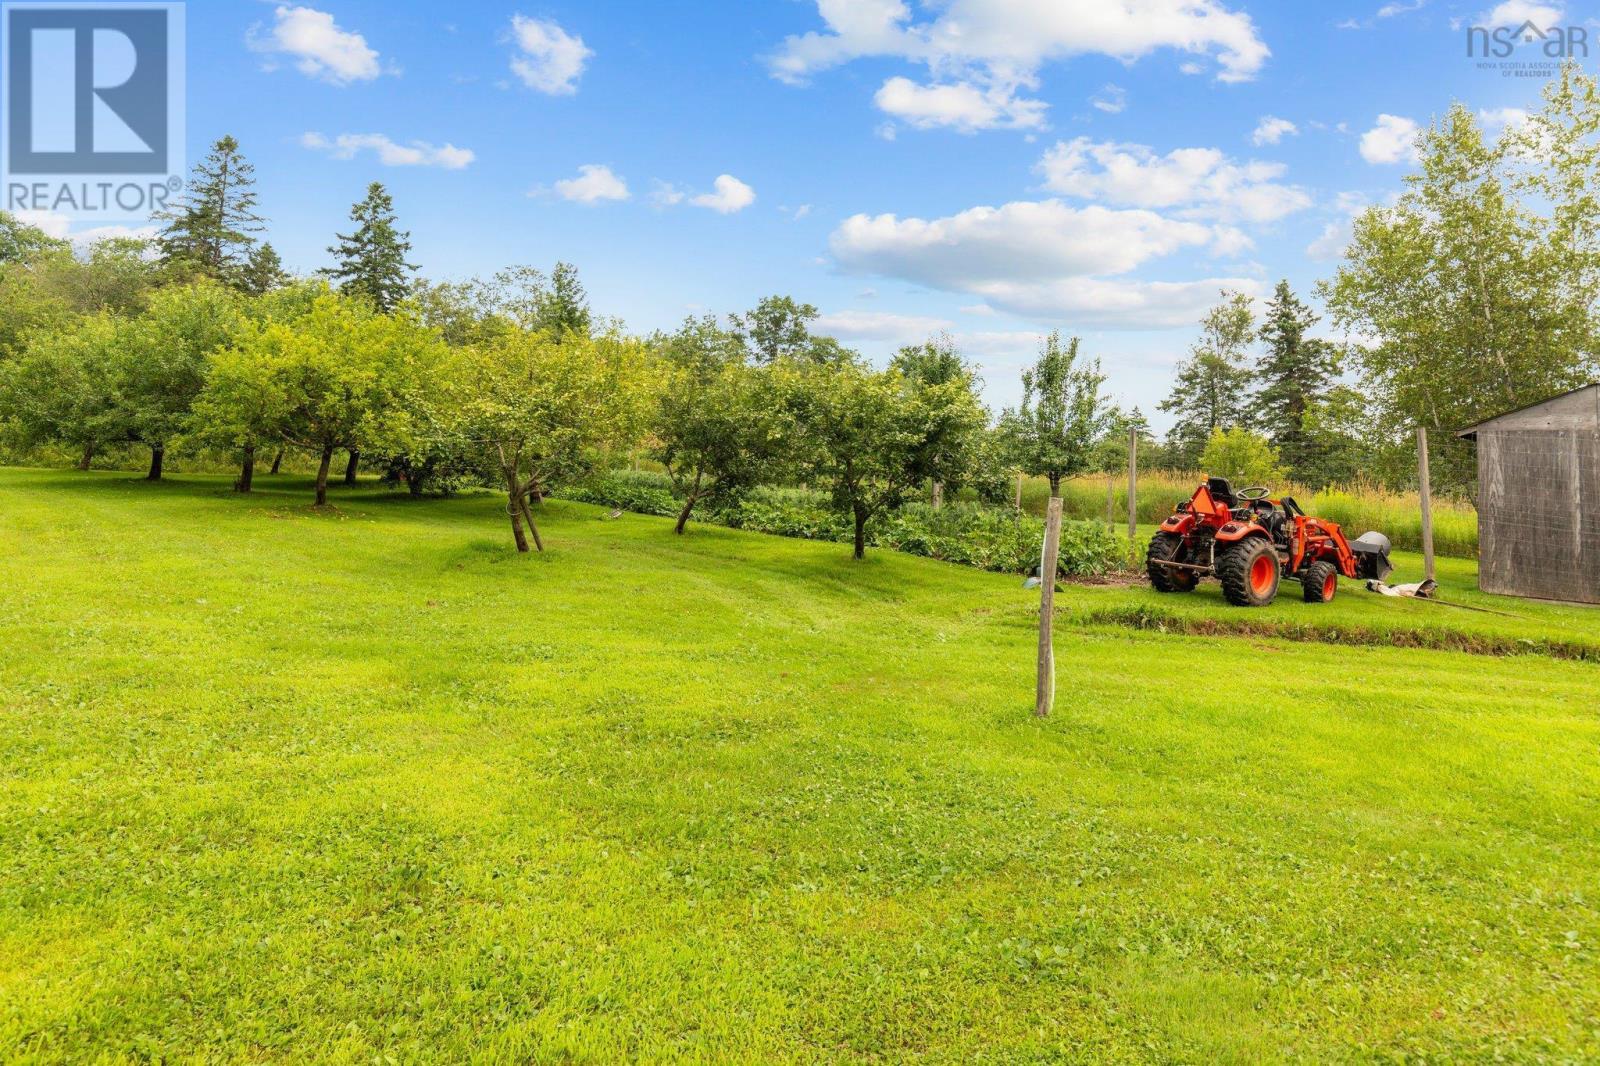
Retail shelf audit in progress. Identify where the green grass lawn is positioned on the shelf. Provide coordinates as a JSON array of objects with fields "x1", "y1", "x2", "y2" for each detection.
[{"x1": 2, "y1": 468, "x2": 1597, "y2": 1062}]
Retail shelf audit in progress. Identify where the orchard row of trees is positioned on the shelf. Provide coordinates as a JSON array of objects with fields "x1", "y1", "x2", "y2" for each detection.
[
  {"x1": 1155, "y1": 65, "x2": 1600, "y2": 495},
  {"x1": 1, "y1": 131, "x2": 1119, "y2": 558},
  {"x1": 0, "y1": 235, "x2": 1109, "y2": 557}
]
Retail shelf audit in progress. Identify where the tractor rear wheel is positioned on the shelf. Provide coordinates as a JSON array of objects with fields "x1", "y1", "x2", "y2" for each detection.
[
  {"x1": 1301, "y1": 560, "x2": 1338, "y2": 603},
  {"x1": 1218, "y1": 538, "x2": 1280, "y2": 607},
  {"x1": 1146, "y1": 532, "x2": 1198, "y2": 593}
]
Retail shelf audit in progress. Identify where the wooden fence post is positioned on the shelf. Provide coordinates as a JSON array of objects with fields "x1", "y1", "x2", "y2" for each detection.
[
  {"x1": 1035, "y1": 495, "x2": 1063, "y2": 718},
  {"x1": 1417, "y1": 426, "x2": 1436, "y2": 582},
  {"x1": 1127, "y1": 427, "x2": 1139, "y2": 559},
  {"x1": 1015, "y1": 470, "x2": 1024, "y2": 510},
  {"x1": 1105, "y1": 476, "x2": 1114, "y2": 527}
]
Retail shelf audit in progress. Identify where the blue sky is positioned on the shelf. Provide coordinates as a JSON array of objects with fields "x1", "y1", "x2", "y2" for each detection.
[{"x1": 43, "y1": 0, "x2": 1587, "y2": 422}]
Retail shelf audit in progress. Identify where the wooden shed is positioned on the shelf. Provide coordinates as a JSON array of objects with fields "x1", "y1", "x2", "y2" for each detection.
[{"x1": 1457, "y1": 384, "x2": 1600, "y2": 604}]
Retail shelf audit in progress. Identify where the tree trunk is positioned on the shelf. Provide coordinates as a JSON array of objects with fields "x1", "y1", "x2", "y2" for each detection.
[
  {"x1": 146, "y1": 444, "x2": 164, "y2": 481},
  {"x1": 852, "y1": 502, "x2": 868, "y2": 560},
  {"x1": 674, "y1": 495, "x2": 697, "y2": 535},
  {"x1": 269, "y1": 449, "x2": 283, "y2": 474},
  {"x1": 503, "y1": 467, "x2": 530, "y2": 552},
  {"x1": 237, "y1": 445, "x2": 255, "y2": 493},
  {"x1": 77, "y1": 442, "x2": 95, "y2": 471},
  {"x1": 675, "y1": 470, "x2": 703, "y2": 534},
  {"x1": 314, "y1": 444, "x2": 334, "y2": 506},
  {"x1": 344, "y1": 449, "x2": 360, "y2": 486},
  {"x1": 518, "y1": 492, "x2": 544, "y2": 552}
]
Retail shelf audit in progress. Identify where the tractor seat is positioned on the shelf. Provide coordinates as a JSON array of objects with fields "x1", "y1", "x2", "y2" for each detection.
[{"x1": 1207, "y1": 477, "x2": 1237, "y2": 509}]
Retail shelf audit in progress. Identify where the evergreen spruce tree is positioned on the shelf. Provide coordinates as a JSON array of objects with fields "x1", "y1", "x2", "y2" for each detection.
[
  {"x1": 534, "y1": 261, "x2": 592, "y2": 337},
  {"x1": 1255, "y1": 280, "x2": 1339, "y2": 480},
  {"x1": 1158, "y1": 291, "x2": 1256, "y2": 468},
  {"x1": 239, "y1": 242, "x2": 289, "y2": 296},
  {"x1": 155, "y1": 135, "x2": 264, "y2": 284},
  {"x1": 327, "y1": 183, "x2": 417, "y2": 312}
]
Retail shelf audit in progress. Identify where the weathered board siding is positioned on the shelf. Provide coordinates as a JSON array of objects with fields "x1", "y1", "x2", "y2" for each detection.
[
  {"x1": 1478, "y1": 429, "x2": 1600, "y2": 603},
  {"x1": 1468, "y1": 385, "x2": 1600, "y2": 604}
]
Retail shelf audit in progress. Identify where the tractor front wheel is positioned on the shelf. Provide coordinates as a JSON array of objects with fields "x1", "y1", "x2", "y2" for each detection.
[
  {"x1": 1218, "y1": 538, "x2": 1280, "y2": 607},
  {"x1": 1301, "y1": 560, "x2": 1338, "y2": 603},
  {"x1": 1146, "y1": 532, "x2": 1198, "y2": 593}
]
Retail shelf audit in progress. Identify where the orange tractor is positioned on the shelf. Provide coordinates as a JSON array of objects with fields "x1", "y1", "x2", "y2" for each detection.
[{"x1": 1146, "y1": 477, "x2": 1392, "y2": 606}]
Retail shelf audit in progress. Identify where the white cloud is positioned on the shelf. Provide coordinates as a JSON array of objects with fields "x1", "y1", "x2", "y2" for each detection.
[
  {"x1": 1359, "y1": 114, "x2": 1420, "y2": 164},
  {"x1": 1480, "y1": 1, "x2": 1563, "y2": 27},
  {"x1": 13, "y1": 209, "x2": 69, "y2": 239},
  {"x1": 649, "y1": 180, "x2": 686, "y2": 207},
  {"x1": 1377, "y1": 0, "x2": 1427, "y2": 16},
  {"x1": 550, "y1": 164, "x2": 629, "y2": 204},
  {"x1": 1306, "y1": 220, "x2": 1351, "y2": 261},
  {"x1": 1251, "y1": 116, "x2": 1298, "y2": 146},
  {"x1": 974, "y1": 277, "x2": 1263, "y2": 328},
  {"x1": 14, "y1": 210, "x2": 156, "y2": 246},
  {"x1": 508, "y1": 15, "x2": 591, "y2": 95},
  {"x1": 828, "y1": 196, "x2": 1262, "y2": 327},
  {"x1": 769, "y1": 0, "x2": 1270, "y2": 88},
  {"x1": 248, "y1": 6, "x2": 382, "y2": 85},
  {"x1": 1210, "y1": 225, "x2": 1254, "y2": 257},
  {"x1": 1479, "y1": 106, "x2": 1531, "y2": 129},
  {"x1": 690, "y1": 174, "x2": 756, "y2": 214},
  {"x1": 831, "y1": 200, "x2": 1212, "y2": 285},
  {"x1": 1306, "y1": 191, "x2": 1369, "y2": 261},
  {"x1": 815, "y1": 310, "x2": 954, "y2": 343},
  {"x1": 1090, "y1": 84, "x2": 1127, "y2": 114},
  {"x1": 960, "y1": 303, "x2": 999, "y2": 317},
  {"x1": 300, "y1": 132, "x2": 474, "y2": 169},
  {"x1": 1036, "y1": 137, "x2": 1311, "y2": 223},
  {"x1": 874, "y1": 76, "x2": 1046, "y2": 132}
]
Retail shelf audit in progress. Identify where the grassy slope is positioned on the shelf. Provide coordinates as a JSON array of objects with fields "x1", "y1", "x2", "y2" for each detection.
[{"x1": 0, "y1": 468, "x2": 1596, "y2": 1063}]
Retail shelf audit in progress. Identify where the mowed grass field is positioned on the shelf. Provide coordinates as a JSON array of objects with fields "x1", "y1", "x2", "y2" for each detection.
[{"x1": 2, "y1": 468, "x2": 1597, "y2": 1063}]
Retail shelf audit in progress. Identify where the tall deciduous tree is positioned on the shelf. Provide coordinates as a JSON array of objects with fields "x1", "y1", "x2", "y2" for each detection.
[
  {"x1": 272, "y1": 295, "x2": 442, "y2": 505},
  {"x1": 1255, "y1": 280, "x2": 1339, "y2": 480},
  {"x1": 327, "y1": 183, "x2": 417, "y2": 313},
  {"x1": 120, "y1": 282, "x2": 245, "y2": 479},
  {"x1": 1158, "y1": 291, "x2": 1256, "y2": 468},
  {"x1": 731, "y1": 295, "x2": 850, "y2": 365},
  {"x1": 1323, "y1": 79, "x2": 1600, "y2": 490},
  {"x1": 155, "y1": 136, "x2": 264, "y2": 284},
  {"x1": 652, "y1": 316, "x2": 785, "y2": 534},
  {"x1": 190, "y1": 327, "x2": 294, "y2": 493},
  {"x1": 1004, "y1": 332, "x2": 1108, "y2": 497},
  {"x1": 457, "y1": 330, "x2": 650, "y2": 551},
  {"x1": 788, "y1": 359, "x2": 984, "y2": 560},
  {"x1": 0, "y1": 314, "x2": 128, "y2": 468},
  {"x1": 891, "y1": 333, "x2": 984, "y2": 506}
]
